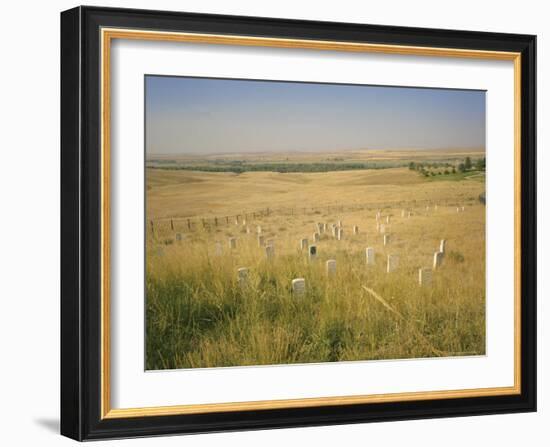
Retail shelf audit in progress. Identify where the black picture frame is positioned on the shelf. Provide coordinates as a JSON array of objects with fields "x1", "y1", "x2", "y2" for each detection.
[{"x1": 61, "y1": 5, "x2": 536, "y2": 441}]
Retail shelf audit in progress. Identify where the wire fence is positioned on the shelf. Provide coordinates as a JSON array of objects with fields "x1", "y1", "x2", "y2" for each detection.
[{"x1": 147, "y1": 196, "x2": 483, "y2": 236}]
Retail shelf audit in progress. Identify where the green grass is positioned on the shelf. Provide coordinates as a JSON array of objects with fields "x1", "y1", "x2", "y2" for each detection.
[
  {"x1": 145, "y1": 205, "x2": 486, "y2": 370},
  {"x1": 422, "y1": 170, "x2": 485, "y2": 182}
]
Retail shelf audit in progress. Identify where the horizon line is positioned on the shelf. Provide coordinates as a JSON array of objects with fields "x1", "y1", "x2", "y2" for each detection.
[{"x1": 146, "y1": 147, "x2": 487, "y2": 158}]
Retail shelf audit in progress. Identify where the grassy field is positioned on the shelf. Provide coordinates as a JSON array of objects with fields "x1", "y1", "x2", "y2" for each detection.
[{"x1": 145, "y1": 155, "x2": 485, "y2": 370}]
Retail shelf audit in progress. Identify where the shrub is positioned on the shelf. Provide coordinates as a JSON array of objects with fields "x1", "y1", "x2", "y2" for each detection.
[{"x1": 448, "y1": 250, "x2": 465, "y2": 263}]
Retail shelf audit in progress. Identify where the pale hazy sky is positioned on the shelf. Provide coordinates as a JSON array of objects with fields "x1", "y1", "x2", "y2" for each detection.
[{"x1": 145, "y1": 75, "x2": 485, "y2": 155}]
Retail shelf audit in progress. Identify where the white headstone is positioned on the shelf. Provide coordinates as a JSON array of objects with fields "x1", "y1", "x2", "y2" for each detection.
[
  {"x1": 401, "y1": 209, "x2": 406, "y2": 217},
  {"x1": 439, "y1": 239, "x2": 446, "y2": 253},
  {"x1": 332, "y1": 225, "x2": 338, "y2": 238},
  {"x1": 237, "y1": 267, "x2": 248, "y2": 286},
  {"x1": 258, "y1": 235, "x2": 265, "y2": 247},
  {"x1": 462, "y1": 206, "x2": 465, "y2": 212},
  {"x1": 383, "y1": 234, "x2": 390, "y2": 246},
  {"x1": 366, "y1": 247, "x2": 375, "y2": 265},
  {"x1": 379, "y1": 224, "x2": 386, "y2": 234},
  {"x1": 313, "y1": 232, "x2": 320, "y2": 242},
  {"x1": 309, "y1": 245, "x2": 317, "y2": 260},
  {"x1": 353, "y1": 225, "x2": 359, "y2": 235},
  {"x1": 338, "y1": 220, "x2": 343, "y2": 227},
  {"x1": 265, "y1": 245, "x2": 274, "y2": 259},
  {"x1": 386, "y1": 215, "x2": 390, "y2": 224},
  {"x1": 246, "y1": 226, "x2": 251, "y2": 234},
  {"x1": 337, "y1": 228, "x2": 344, "y2": 241},
  {"x1": 292, "y1": 278, "x2": 306, "y2": 295},
  {"x1": 229, "y1": 237, "x2": 237, "y2": 249},
  {"x1": 300, "y1": 238, "x2": 309, "y2": 250},
  {"x1": 456, "y1": 207, "x2": 460, "y2": 213},
  {"x1": 326, "y1": 259, "x2": 336, "y2": 275},
  {"x1": 433, "y1": 251, "x2": 444, "y2": 269},
  {"x1": 418, "y1": 268, "x2": 433, "y2": 286},
  {"x1": 257, "y1": 225, "x2": 262, "y2": 234},
  {"x1": 387, "y1": 255, "x2": 399, "y2": 273},
  {"x1": 242, "y1": 219, "x2": 247, "y2": 226}
]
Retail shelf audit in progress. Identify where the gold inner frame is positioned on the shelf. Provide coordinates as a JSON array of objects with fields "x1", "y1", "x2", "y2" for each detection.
[{"x1": 100, "y1": 27, "x2": 522, "y2": 419}]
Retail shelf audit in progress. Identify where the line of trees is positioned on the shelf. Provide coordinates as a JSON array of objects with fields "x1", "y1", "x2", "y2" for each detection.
[
  {"x1": 409, "y1": 157, "x2": 485, "y2": 177},
  {"x1": 148, "y1": 161, "x2": 408, "y2": 173},
  {"x1": 457, "y1": 156, "x2": 486, "y2": 173}
]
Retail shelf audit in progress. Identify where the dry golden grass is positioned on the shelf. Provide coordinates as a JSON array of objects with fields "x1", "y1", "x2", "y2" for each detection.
[
  {"x1": 145, "y1": 163, "x2": 485, "y2": 370},
  {"x1": 146, "y1": 167, "x2": 482, "y2": 219}
]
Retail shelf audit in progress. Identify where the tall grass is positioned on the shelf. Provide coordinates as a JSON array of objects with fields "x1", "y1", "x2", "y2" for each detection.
[{"x1": 146, "y1": 204, "x2": 485, "y2": 370}]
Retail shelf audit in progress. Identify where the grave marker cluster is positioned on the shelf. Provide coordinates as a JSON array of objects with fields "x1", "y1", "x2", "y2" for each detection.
[
  {"x1": 309, "y1": 245, "x2": 317, "y2": 260},
  {"x1": 418, "y1": 268, "x2": 432, "y2": 286},
  {"x1": 292, "y1": 278, "x2": 306, "y2": 295},
  {"x1": 387, "y1": 255, "x2": 399, "y2": 273},
  {"x1": 433, "y1": 251, "x2": 444, "y2": 269},
  {"x1": 326, "y1": 259, "x2": 336, "y2": 275},
  {"x1": 366, "y1": 247, "x2": 375, "y2": 265},
  {"x1": 237, "y1": 267, "x2": 248, "y2": 286}
]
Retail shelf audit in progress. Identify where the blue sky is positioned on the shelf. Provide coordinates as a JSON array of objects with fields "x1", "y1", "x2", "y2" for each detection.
[{"x1": 145, "y1": 75, "x2": 485, "y2": 155}]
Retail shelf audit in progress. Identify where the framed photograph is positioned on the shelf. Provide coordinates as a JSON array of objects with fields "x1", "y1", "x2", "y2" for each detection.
[{"x1": 61, "y1": 6, "x2": 536, "y2": 441}]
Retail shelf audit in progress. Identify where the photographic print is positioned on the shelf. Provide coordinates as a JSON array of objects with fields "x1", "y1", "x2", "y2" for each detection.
[
  {"x1": 145, "y1": 76, "x2": 487, "y2": 370},
  {"x1": 61, "y1": 9, "x2": 536, "y2": 439}
]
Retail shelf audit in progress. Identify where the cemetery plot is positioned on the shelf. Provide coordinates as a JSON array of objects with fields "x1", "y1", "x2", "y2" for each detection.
[{"x1": 146, "y1": 164, "x2": 486, "y2": 370}]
